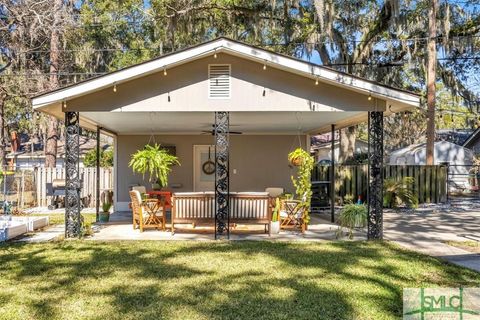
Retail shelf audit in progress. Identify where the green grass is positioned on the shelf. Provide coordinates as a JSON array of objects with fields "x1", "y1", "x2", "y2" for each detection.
[
  {"x1": 446, "y1": 240, "x2": 480, "y2": 253},
  {"x1": 29, "y1": 213, "x2": 97, "y2": 226},
  {"x1": 0, "y1": 241, "x2": 479, "y2": 320}
]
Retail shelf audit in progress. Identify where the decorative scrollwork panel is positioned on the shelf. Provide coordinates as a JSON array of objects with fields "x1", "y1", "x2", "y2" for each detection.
[
  {"x1": 368, "y1": 111, "x2": 384, "y2": 240},
  {"x1": 214, "y1": 112, "x2": 230, "y2": 239},
  {"x1": 65, "y1": 112, "x2": 82, "y2": 238}
]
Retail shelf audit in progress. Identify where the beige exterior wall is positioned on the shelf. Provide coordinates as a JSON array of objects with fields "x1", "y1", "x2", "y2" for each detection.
[
  {"x1": 68, "y1": 53, "x2": 385, "y2": 113},
  {"x1": 117, "y1": 134, "x2": 303, "y2": 202}
]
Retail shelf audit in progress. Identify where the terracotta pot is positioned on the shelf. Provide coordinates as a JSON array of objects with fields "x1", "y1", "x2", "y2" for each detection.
[{"x1": 290, "y1": 157, "x2": 303, "y2": 166}]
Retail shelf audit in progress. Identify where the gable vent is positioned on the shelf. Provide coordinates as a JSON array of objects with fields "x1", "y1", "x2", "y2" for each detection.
[{"x1": 208, "y1": 64, "x2": 231, "y2": 99}]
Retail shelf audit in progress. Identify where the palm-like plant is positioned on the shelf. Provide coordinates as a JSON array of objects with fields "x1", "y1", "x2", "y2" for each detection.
[
  {"x1": 129, "y1": 144, "x2": 180, "y2": 187},
  {"x1": 383, "y1": 177, "x2": 418, "y2": 208}
]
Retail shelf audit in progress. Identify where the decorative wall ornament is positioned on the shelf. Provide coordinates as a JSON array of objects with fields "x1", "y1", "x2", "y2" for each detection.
[
  {"x1": 214, "y1": 112, "x2": 230, "y2": 239},
  {"x1": 368, "y1": 111, "x2": 384, "y2": 240},
  {"x1": 202, "y1": 146, "x2": 215, "y2": 175},
  {"x1": 65, "y1": 111, "x2": 82, "y2": 238}
]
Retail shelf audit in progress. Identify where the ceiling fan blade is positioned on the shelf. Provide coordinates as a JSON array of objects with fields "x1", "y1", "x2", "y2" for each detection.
[{"x1": 230, "y1": 131, "x2": 243, "y2": 134}]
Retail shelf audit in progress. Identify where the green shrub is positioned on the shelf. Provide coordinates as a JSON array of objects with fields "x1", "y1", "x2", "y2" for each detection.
[
  {"x1": 336, "y1": 204, "x2": 367, "y2": 239},
  {"x1": 383, "y1": 177, "x2": 418, "y2": 208}
]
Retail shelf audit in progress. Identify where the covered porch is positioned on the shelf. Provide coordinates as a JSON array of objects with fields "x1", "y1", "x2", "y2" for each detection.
[{"x1": 31, "y1": 37, "x2": 419, "y2": 239}]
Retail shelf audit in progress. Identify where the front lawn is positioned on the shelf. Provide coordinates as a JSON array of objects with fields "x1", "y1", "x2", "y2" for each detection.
[
  {"x1": 0, "y1": 241, "x2": 478, "y2": 320},
  {"x1": 29, "y1": 212, "x2": 97, "y2": 226}
]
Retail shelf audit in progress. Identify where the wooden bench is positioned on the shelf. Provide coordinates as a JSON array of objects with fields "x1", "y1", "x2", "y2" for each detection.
[{"x1": 171, "y1": 192, "x2": 272, "y2": 235}]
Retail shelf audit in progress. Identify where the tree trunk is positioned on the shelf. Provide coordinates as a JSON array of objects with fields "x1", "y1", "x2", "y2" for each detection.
[
  {"x1": 0, "y1": 93, "x2": 5, "y2": 169},
  {"x1": 45, "y1": 0, "x2": 62, "y2": 168},
  {"x1": 426, "y1": 0, "x2": 437, "y2": 165},
  {"x1": 338, "y1": 127, "x2": 356, "y2": 163}
]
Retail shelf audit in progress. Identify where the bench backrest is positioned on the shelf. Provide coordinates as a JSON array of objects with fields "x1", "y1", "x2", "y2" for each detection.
[{"x1": 172, "y1": 192, "x2": 271, "y2": 222}]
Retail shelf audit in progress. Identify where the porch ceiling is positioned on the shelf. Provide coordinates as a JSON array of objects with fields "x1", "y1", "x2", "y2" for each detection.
[{"x1": 80, "y1": 111, "x2": 365, "y2": 135}]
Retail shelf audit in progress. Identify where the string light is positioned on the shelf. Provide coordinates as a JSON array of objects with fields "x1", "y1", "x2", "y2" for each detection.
[
  {"x1": 113, "y1": 83, "x2": 117, "y2": 92},
  {"x1": 213, "y1": 49, "x2": 217, "y2": 59},
  {"x1": 263, "y1": 60, "x2": 267, "y2": 70},
  {"x1": 315, "y1": 77, "x2": 319, "y2": 85},
  {"x1": 262, "y1": 88, "x2": 266, "y2": 96},
  {"x1": 368, "y1": 93, "x2": 372, "y2": 101},
  {"x1": 168, "y1": 92, "x2": 171, "y2": 102},
  {"x1": 62, "y1": 100, "x2": 67, "y2": 108},
  {"x1": 163, "y1": 66, "x2": 167, "y2": 76}
]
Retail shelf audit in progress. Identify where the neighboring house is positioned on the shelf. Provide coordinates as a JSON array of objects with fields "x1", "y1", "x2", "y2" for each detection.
[
  {"x1": 388, "y1": 141, "x2": 474, "y2": 191},
  {"x1": 311, "y1": 139, "x2": 368, "y2": 163},
  {"x1": 436, "y1": 129, "x2": 473, "y2": 146},
  {"x1": 6, "y1": 136, "x2": 110, "y2": 168},
  {"x1": 32, "y1": 37, "x2": 419, "y2": 214},
  {"x1": 463, "y1": 127, "x2": 480, "y2": 155}
]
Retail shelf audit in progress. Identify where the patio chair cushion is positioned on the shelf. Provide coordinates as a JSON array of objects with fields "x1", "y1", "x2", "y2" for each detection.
[
  {"x1": 131, "y1": 185, "x2": 147, "y2": 194},
  {"x1": 265, "y1": 187, "x2": 284, "y2": 197}
]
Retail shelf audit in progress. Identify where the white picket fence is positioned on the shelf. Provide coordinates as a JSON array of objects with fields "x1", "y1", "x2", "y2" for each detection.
[{"x1": 34, "y1": 167, "x2": 113, "y2": 207}]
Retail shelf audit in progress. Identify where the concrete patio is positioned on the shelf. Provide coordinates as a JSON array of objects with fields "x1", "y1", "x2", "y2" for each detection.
[{"x1": 89, "y1": 211, "x2": 356, "y2": 241}]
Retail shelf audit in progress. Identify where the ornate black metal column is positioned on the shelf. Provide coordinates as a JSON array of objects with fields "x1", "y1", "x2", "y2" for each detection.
[
  {"x1": 214, "y1": 111, "x2": 230, "y2": 239},
  {"x1": 95, "y1": 126, "x2": 100, "y2": 222},
  {"x1": 65, "y1": 111, "x2": 82, "y2": 238},
  {"x1": 367, "y1": 111, "x2": 384, "y2": 240}
]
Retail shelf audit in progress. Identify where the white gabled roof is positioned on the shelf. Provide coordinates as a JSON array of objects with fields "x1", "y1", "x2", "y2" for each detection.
[{"x1": 32, "y1": 37, "x2": 420, "y2": 109}]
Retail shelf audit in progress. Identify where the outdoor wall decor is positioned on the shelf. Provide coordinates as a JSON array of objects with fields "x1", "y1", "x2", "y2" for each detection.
[{"x1": 202, "y1": 146, "x2": 215, "y2": 175}]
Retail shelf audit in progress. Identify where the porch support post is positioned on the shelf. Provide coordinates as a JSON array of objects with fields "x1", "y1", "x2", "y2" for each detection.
[
  {"x1": 65, "y1": 111, "x2": 82, "y2": 238},
  {"x1": 367, "y1": 111, "x2": 384, "y2": 240},
  {"x1": 95, "y1": 126, "x2": 100, "y2": 222},
  {"x1": 330, "y1": 124, "x2": 335, "y2": 222},
  {"x1": 214, "y1": 111, "x2": 230, "y2": 239}
]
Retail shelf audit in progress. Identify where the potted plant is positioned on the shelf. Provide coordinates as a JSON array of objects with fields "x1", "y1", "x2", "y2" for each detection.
[
  {"x1": 336, "y1": 203, "x2": 367, "y2": 239},
  {"x1": 99, "y1": 202, "x2": 112, "y2": 222},
  {"x1": 129, "y1": 143, "x2": 180, "y2": 186},
  {"x1": 288, "y1": 148, "x2": 314, "y2": 225},
  {"x1": 270, "y1": 197, "x2": 281, "y2": 234}
]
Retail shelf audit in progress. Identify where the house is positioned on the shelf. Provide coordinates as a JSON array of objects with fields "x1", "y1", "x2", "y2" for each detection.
[
  {"x1": 31, "y1": 37, "x2": 420, "y2": 238},
  {"x1": 6, "y1": 135, "x2": 111, "y2": 168},
  {"x1": 436, "y1": 129, "x2": 473, "y2": 146},
  {"x1": 462, "y1": 127, "x2": 480, "y2": 155},
  {"x1": 311, "y1": 138, "x2": 368, "y2": 164}
]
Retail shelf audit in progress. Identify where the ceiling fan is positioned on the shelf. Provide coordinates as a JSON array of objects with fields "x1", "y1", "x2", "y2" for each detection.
[{"x1": 201, "y1": 124, "x2": 243, "y2": 135}]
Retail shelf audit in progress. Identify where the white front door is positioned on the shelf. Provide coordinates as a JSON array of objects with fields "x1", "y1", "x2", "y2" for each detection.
[{"x1": 193, "y1": 145, "x2": 215, "y2": 191}]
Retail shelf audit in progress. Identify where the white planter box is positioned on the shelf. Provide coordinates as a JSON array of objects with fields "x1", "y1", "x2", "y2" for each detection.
[
  {"x1": 0, "y1": 223, "x2": 28, "y2": 241},
  {"x1": 270, "y1": 221, "x2": 280, "y2": 234}
]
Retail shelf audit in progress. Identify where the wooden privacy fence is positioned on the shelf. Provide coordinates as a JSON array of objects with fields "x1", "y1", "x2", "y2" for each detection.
[
  {"x1": 312, "y1": 165, "x2": 448, "y2": 204},
  {"x1": 34, "y1": 167, "x2": 113, "y2": 207}
]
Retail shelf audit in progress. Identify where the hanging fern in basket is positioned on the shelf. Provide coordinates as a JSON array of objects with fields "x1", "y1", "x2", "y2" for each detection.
[{"x1": 129, "y1": 144, "x2": 180, "y2": 187}]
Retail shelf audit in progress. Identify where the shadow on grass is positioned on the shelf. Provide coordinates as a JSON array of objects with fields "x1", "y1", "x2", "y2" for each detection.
[{"x1": 0, "y1": 241, "x2": 479, "y2": 320}]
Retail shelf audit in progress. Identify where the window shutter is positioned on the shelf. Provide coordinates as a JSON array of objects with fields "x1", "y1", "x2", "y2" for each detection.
[{"x1": 208, "y1": 64, "x2": 231, "y2": 99}]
